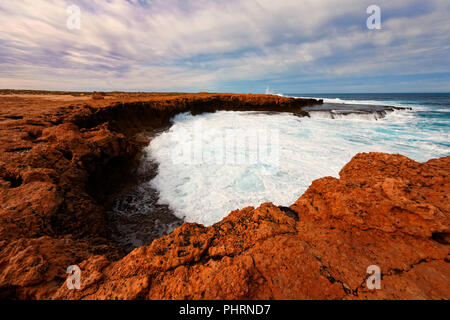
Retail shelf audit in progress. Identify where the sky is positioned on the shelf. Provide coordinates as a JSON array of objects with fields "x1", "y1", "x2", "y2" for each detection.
[{"x1": 0, "y1": 0, "x2": 449, "y2": 93}]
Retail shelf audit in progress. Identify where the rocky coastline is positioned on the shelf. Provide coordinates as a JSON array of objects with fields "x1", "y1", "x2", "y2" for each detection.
[{"x1": 0, "y1": 92, "x2": 448, "y2": 299}]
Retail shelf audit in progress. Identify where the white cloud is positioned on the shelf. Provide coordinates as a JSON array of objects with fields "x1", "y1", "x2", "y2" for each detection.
[{"x1": 0, "y1": 0, "x2": 449, "y2": 91}]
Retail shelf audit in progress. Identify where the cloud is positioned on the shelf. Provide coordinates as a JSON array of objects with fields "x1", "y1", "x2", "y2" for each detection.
[{"x1": 0, "y1": 0, "x2": 449, "y2": 92}]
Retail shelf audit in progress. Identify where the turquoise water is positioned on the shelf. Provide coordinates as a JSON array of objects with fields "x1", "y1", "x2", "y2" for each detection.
[
  {"x1": 143, "y1": 93, "x2": 449, "y2": 225},
  {"x1": 286, "y1": 93, "x2": 450, "y2": 161}
]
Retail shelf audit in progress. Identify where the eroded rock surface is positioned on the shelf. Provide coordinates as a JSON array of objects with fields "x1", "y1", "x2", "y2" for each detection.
[
  {"x1": 0, "y1": 92, "x2": 448, "y2": 299},
  {"x1": 52, "y1": 153, "x2": 449, "y2": 300}
]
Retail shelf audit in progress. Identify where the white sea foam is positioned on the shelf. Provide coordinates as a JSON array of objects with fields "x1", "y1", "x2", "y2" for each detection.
[
  {"x1": 290, "y1": 95, "x2": 388, "y2": 105},
  {"x1": 307, "y1": 110, "x2": 391, "y2": 121},
  {"x1": 143, "y1": 110, "x2": 449, "y2": 226},
  {"x1": 290, "y1": 95, "x2": 430, "y2": 111}
]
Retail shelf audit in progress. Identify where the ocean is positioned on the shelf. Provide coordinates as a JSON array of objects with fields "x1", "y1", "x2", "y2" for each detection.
[
  {"x1": 126, "y1": 93, "x2": 450, "y2": 228},
  {"x1": 286, "y1": 92, "x2": 450, "y2": 161}
]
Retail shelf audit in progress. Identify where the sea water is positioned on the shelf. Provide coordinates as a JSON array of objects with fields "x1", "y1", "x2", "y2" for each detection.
[{"x1": 142, "y1": 93, "x2": 450, "y2": 226}]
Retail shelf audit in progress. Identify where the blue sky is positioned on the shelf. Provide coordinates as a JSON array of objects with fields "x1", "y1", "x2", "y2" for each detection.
[{"x1": 0, "y1": 0, "x2": 449, "y2": 93}]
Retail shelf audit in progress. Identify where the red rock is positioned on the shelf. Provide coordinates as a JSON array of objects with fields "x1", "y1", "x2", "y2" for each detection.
[
  {"x1": 53, "y1": 153, "x2": 449, "y2": 300},
  {"x1": 0, "y1": 92, "x2": 448, "y2": 299},
  {"x1": 92, "y1": 92, "x2": 105, "y2": 100}
]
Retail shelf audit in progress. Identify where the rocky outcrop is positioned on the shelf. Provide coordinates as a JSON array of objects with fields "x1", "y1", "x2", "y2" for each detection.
[
  {"x1": 52, "y1": 153, "x2": 449, "y2": 300},
  {"x1": 0, "y1": 92, "x2": 448, "y2": 299},
  {"x1": 92, "y1": 92, "x2": 105, "y2": 100}
]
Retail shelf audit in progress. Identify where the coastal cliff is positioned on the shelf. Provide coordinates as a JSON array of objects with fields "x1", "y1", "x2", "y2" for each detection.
[{"x1": 0, "y1": 92, "x2": 448, "y2": 299}]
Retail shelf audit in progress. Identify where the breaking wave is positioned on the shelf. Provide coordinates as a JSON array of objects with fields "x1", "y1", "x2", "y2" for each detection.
[{"x1": 143, "y1": 104, "x2": 449, "y2": 226}]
